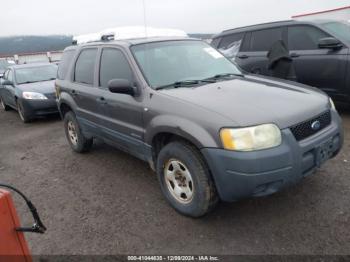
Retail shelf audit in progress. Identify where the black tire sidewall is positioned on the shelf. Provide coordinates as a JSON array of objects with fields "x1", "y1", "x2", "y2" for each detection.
[
  {"x1": 0, "y1": 96, "x2": 8, "y2": 111},
  {"x1": 156, "y1": 142, "x2": 215, "y2": 217},
  {"x1": 17, "y1": 100, "x2": 30, "y2": 123}
]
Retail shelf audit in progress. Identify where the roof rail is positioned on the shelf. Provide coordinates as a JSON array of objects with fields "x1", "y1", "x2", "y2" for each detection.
[
  {"x1": 222, "y1": 20, "x2": 294, "y2": 33},
  {"x1": 73, "y1": 26, "x2": 188, "y2": 45}
]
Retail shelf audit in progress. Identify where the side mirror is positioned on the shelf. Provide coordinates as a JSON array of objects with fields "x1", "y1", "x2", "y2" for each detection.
[
  {"x1": 108, "y1": 79, "x2": 135, "y2": 96},
  {"x1": 2, "y1": 80, "x2": 13, "y2": 86},
  {"x1": 318, "y1": 37, "x2": 343, "y2": 49}
]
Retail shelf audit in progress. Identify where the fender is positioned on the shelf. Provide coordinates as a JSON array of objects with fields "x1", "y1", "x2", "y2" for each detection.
[
  {"x1": 58, "y1": 91, "x2": 79, "y2": 116},
  {"x1": 145, "y1": 114, "x2": 219, "y2": 149}
]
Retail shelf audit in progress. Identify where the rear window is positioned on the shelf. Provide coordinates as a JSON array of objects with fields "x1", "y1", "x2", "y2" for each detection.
[
  {"x1": 250, "y1": 28, "x2": 283, "y2": 51},
  {"x1": 74, "y1": 48, "x2": 98, "y2": 85},
  {"x1": 58, "y1": 50, "x2": 76, "y2": 80}
]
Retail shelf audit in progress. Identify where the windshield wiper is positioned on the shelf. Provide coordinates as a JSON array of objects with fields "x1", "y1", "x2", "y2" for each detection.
[
  {"x1": 205, "y1": 73, "x2": 244, "y2": 81},
  {"x1": 155, "y1": 79, "x2": 215, "y2": 90}
]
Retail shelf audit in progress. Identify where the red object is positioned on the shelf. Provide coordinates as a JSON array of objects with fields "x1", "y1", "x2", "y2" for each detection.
[
  {"x1": 292, "y1": 5, "x2": 350, "y2": 18},
  {"x1": 0, "y1": 189, "x2": 32, "y2": 262}
]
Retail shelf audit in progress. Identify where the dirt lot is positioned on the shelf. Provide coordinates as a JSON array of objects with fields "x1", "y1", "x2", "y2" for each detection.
[{"x1": 0, "y1": 108, "x2": 349, "y2": 255}]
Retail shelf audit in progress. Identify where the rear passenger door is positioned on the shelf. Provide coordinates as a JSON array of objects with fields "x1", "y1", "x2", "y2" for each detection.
[
  {"x1": 236, "y1": 27, "x2": 283, "y2": 75},
  {"x1": 71, "y1": 47, "x2": 105, "y2": 134},
  {"x1": 287, "y1": 25, "x2": 348, "y2": 98},
  {"x1": 97, "y1": 47, "x2": 145, "y2": 159}
]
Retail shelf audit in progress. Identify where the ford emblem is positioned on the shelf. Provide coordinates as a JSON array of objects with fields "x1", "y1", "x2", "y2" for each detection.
[{"x1": 311, "y1": 120, "x2": 321, "y2": 131}]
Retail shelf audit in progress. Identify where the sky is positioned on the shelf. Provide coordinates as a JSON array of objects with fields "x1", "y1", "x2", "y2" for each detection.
[{"x1": 0, "y1": 0, "x2": 349, "y2": 36}]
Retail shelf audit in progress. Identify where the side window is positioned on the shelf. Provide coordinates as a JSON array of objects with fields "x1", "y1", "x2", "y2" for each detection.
[
  {"x1": 99, "y1": 48, "x2": 134, "y2": 88},
  {"x1": 250, "y1": 28, "x2": 283, "y2": 51},
  {"x1": 210, "y1": 37, "x2": 221, "y2": 48},
  {"x1": 58, "y1": 50, "x2": 76, "y2": 80},
  {"x1": 218, "y1": 33, "x2": 244, "y2": 50},
  {"x1": 3, "y1": 70, "x2": 9, "y2": 80},
  {"x1": 74, "y1": 48, "x2": 98, "y2": 85},
  {"x1": 288, "y1": 26, "x2": 329, "y2": 50},
  {"x1": 7, "y1": 70, "x2": 13, "y2": 82},
  {"x1": 218, "y1": 33, "x2": 244, "y2": 58}
]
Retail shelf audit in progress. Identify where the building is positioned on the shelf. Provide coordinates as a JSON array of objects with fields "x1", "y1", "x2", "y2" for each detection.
[
  {"x1": 0, "y1": 51, "x2": 62, "y2": 64},
  {"x1": 292, "y1": 6, "x2": 350, "y2": 22}
]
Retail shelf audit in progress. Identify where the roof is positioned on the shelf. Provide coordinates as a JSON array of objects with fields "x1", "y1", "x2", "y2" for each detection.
[
  {"x1": 212, "y1": 19, "x2": 337, "y2": 38},
  {"x1": 8, "y1": 62, "x2": 57, "y2": 70},
  {"x1": 292, "y1": 5, "x2": 350, "y2": 18}
]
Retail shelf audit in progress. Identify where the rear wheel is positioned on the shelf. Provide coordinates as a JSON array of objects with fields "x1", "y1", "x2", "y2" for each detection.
[
  {"x1": 0, "y1": 96, "x2": 10, "y2": 111},
  {"x1": 156, "y1": 141, "x2": 218, "y2": 217},
  {"x1": 17, "y1": 100, "x2": 31, "y2": 123},
  {"x1": 64, "y1": 111, "x2": 93, "y2": 153}
]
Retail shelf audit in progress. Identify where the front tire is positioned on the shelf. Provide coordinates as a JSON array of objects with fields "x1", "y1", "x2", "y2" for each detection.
[
  {"x1": 17, "y1": 100, "x2": 31, "y2": 123},
  {"x1": 64, "y1": 111, "x2": 93, "y2": 153},
  {"x1": 156, "y1": 141, "x2": 218, "y2": 217},
  {"x1": 0, "y1": 96, "x2": 11, "y2": 111}
]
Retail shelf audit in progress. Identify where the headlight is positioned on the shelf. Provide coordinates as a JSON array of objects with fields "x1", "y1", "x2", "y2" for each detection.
[
  {"x1": 220, "y1": 124, "x2": 282, "y2": 151},
  {"x1": 329, "y1": 98, "x2": 336, "y2": 111},
  {"x1": 22, "y1": 92, "x2": 48, "y2": 100}
]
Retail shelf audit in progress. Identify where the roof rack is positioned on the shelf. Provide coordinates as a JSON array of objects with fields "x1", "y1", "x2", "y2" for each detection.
[
  {"x1": 222, "y1": 20, "x2": 294, "y2": 33},
  {"x1": 73, "y1": 26, "x2": 188, "y2": 45}
]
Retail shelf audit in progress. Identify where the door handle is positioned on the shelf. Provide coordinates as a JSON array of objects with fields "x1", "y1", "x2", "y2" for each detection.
[
  {"x1": 97, "y1": 97, "x2": 107, "y2": 105},
  {"x1": 237, "y1": 54, "x2": 249, "y2": 59},
  {"x1": 290, "y1": 53, "x2": 300, "y2": 58}
]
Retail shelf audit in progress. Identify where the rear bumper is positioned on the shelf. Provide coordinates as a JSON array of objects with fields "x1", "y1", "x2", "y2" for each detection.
[
  {"x1": 201, "y1": 110, "x2": 343, "y2": 202},
  {"x1": 20, "y1": 98, "x2": 59, "y2": 117}
]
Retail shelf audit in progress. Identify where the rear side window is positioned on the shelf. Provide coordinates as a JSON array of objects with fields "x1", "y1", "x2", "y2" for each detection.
[
  {"x1": 99, "y1": 48, "x2": 133, "y2": 88},
  {"x1": 74, "y1": 48, "x2": 98, "y2": 85},
  {"x1": 218, "y1": 33, "x2": 244, "y2": 50},
  {"x1": 250, "y1": 28, "x2": 283, "y2": 51},
  {"x1": 58, "y1": 50, "x2": 75, "y2": 80},
  {"x1": 218, "y1": 33, "x2": 245, "y2": 58},
  {"x1": 288, "y1": 26, "x2": 329, "y2": 50},
  {"x1": 210, "y1": 37, "x2": 221, "y2": 47}
]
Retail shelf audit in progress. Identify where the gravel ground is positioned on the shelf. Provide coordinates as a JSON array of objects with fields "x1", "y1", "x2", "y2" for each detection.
[{"x1": 0, "y1": 107, "x2": 349, "y2": 256}]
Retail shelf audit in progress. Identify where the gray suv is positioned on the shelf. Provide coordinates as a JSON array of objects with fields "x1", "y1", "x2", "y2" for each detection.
[
  {"x1": 56, "y1": 36, "x2": 343, "y2": 217},
  {"x1": 211, "y1": 20, "x2": 350, "y2": 104}
]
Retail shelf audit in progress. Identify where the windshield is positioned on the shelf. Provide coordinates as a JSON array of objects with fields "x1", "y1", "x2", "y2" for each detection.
[
  {"x1": 131, "y1": 40, "x2": 242, "y2": 89},
  {"x1": 322, "y1": 21, "x2": 350, "y2": 42},
  {"x1": 15, "y1": 65, "x2": 58, "y2": 84}
]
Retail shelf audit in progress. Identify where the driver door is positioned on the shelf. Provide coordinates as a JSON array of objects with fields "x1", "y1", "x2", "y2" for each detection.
[{"x1": 287, "y1": 25, "x2": 348, "y2": 100}]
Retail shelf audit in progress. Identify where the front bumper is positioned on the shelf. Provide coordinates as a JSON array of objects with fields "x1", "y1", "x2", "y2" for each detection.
[
  {"x1": 20, "y1": 98, "x2": 59, "y2": 117},
  {"x1": 201, "y1": 110, "x2": 343, "y2": 202}
]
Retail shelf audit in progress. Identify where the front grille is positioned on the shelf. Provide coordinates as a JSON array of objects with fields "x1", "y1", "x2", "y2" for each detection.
[{"x1": 290, "y1": 110, "x2": 331, "y2": 141}]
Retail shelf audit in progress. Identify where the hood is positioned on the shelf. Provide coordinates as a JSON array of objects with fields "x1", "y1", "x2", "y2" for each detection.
[
  {"x1": 18, "y1": 80, "x2": 55, "y2": 94},
  {"x1": 159, "y1": 75, "x2": 330, "y2": 129}
]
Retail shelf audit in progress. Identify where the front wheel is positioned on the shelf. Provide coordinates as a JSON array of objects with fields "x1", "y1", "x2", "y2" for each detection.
[
  {"x1": 17, "y1": 100, "x2": 31, "y2": 123},
  {"x1": 64, "y1": 111, "x2": 93, "y2": 153},
  {"x1": 156, "y1": 141, "x2": 218, "y2": 217},
  {"x1": 0, "y1": 96, "x2": 11, "y2": 111}
]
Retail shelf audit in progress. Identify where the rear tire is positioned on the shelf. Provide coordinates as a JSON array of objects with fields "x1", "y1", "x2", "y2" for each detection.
[
  {"x1": 0, "y1": 96, "x2": 10, "y2": 111},
  {"x1": 64, "y1": 111, "x2": 93, "y2": 153},
  {"x1": 17, "y1": 100, "x2": 31, "y2": 123},
  {"x1": 156, "y1": 141, "x2": 218, "y2": 217}
]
